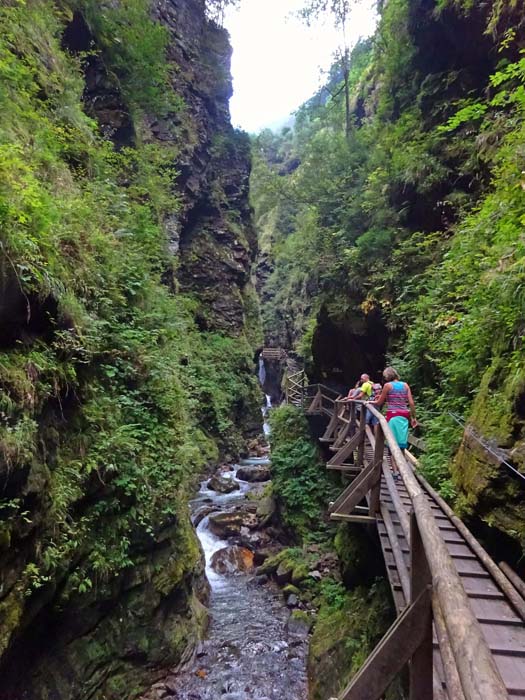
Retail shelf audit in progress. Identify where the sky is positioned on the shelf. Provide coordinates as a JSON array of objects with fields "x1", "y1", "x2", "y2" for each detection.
[{"x1": 223, "y1": 0, "x2": 378, "y2": 134}]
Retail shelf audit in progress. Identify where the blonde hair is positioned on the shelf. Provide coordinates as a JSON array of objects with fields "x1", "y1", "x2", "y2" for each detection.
[{"x1": 383, "y1": 366, "x2": 399, "y2": 382}]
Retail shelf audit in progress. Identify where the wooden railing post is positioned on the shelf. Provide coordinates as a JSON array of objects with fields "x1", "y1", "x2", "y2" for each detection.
[
  {"x1": 349, "y1": 401, "x2": 356, "y2": 439},
  {"x1": 356, "y1": 404, "x2": 366, "y2": 470},
  {"x1": 307, "y1": 385, "x2": 322, "y2": 413},
  {"x1": 321, "y1": 398, "x2": 343, "y2": 442},
  {"x1": 368, "y1": 427, "x2": 384, "y2": 517},
  {"x1": 409, "y1": 511, "x2": 433, "y2": 700}
]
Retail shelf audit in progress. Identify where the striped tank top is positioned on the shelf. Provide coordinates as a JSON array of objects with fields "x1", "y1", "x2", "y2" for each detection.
[{"x1": 387, "y1": 381, "x2": 409, "y2": 413}]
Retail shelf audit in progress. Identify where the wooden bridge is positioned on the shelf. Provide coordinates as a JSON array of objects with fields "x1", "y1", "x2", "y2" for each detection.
[
  {"x1": 302, "y1": 384, "x2": 525, "y2": 700},
  {"x1": 260, "y1": 347, "x2": 287, "y2": 361}
]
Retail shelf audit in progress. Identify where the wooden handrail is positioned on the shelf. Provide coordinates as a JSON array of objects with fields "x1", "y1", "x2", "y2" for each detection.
[
  {"x1": 303, "y1": 391, "x2": 521, "y2": 699},
  {"x1": 364, "y1": 402, "x2": 509, "y2": 700}
]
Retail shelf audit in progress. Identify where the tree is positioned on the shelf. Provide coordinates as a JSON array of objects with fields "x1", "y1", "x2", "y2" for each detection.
[
  {"x1": 299, "y1": 0, "x2": 360, "y2": 139},
  {"x1": 206, "y1": 0, "x2": 240, "y2": 25}
]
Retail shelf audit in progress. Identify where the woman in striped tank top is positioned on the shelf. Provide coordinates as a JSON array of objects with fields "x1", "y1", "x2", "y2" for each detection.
[{"x1": 372, "y1": 366, "x2": 418, "y2": 452}]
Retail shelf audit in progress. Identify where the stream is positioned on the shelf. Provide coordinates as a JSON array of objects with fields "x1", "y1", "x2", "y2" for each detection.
[{"x1": 162, "y1": 447, "x2": 308, "y2": 700}]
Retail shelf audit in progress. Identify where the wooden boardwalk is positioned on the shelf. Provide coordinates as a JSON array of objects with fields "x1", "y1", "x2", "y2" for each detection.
[{"x1": 304, "y1": 385, "x2": 525, "y2": 700}]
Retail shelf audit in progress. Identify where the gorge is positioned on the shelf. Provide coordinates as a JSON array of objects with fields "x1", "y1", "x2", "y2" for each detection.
[{"x1": 1, "y1": 0, "x2": 525, "y2": 699}]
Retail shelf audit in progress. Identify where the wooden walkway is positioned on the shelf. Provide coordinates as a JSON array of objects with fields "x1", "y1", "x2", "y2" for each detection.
[{"x1": 304, "y1": 384, "x2": 525, "y2": 700}]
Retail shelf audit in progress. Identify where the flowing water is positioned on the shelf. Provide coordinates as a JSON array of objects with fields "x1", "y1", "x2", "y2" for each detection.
[{"x1": 170, "y1": 460, "x2": 308, "y2": 700}]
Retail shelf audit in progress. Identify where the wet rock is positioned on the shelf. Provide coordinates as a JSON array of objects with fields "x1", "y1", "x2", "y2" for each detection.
[
  {"x1": 256, "y1": 495, "x2": 276, "y2": 526},
  {"x1": 238, "y1": 529, "x2": 269, "y2": 550},
  {"x1": 286, "y1": 611, "x2": 313, "y2": 637},
  {"x1": 207, "y1": 474, "x2": 240, "y2": 494},
  {"x1": 195, "y1": 641, "x2": 208, "y2": 658},
  {"x1": 210, "y1": 545, "x2": 254, "y2": 574},
  {"x1": 286, "y1": 594, "x2": 299, "y2": 608},
  {"x1": 147, "y1": 683, "x2": 171, "y2": 700},
  {"x1": 255, "y1": 574, "x2": 269, "y2": 585},
  {"x1": 275, "y1": 560, "x2": 294, "y2": 585},
  {"x1": 239, "y1": 510, "x2": 258, "y2": 529},
  {"x1": 236, "y1": 465, "x2": 271, "y2": 482},
  {"x1": 162, "y1": 678, "x2": 179, "y2": 693},
  {"x1": 291, "y1": 563, "x2": 309, "y2": 584},
  {"x1": 208, "y1": 511, "x2": 244, "y2": 537},
  {"x1": 308, "y1": 570, "x2": 322, "y2": 581},
  {"x1": 192, "y1": 505, "x2": 214, "y2": 526},
  {"x1": 247, "y1": 438, "x2": 270, "y2": 457},
  {"x1": 218, "y1": 463, "x2": 235, "y2": 474}
]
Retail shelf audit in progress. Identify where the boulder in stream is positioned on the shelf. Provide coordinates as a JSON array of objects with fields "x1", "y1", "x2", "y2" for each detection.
[
  {"x1": 210, "y1": 545, "x2": 254, "y2": 574},
  {"x1": 192, "y1": 505, "x2": 214, "y2": 526},
  {"x1": 256, "y1": 495, "x2": 276, "y2": 526},
  {"x1": 236, "y1": 465, "x2": 271, "y2": 482},
  {"x1": 208, "y1": 511, "x2": 245, "y2": 537},
  {"x1": 286, "y1": 610, "x2": 314, "y2": 637},
  {"x1": 207, "y1": 474, "x2": 240, "y2": 493}
]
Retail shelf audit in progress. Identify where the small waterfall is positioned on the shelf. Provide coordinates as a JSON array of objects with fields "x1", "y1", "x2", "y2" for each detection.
[
  {"x1": 263, "y1": 394, "x2": 272, "y2": 436},
  {"x1": 258, "y1": 355, "x2": 266, "y2": 386}
]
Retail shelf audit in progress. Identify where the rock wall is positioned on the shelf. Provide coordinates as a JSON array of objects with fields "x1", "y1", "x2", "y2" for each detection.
[
  {"x1": 0, "y1": 1, "x2": 261, "y2": 697},
  {"x1": 152, "y1": 0, "x2": 258, "y2": 336}
]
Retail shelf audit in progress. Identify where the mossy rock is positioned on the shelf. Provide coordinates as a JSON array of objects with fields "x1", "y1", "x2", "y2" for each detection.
[
  {"x1": 275, "y1": 560, "x2": 294, "y2": 585},
  {"x1": 254, "y1": 548, "x2": 293, "y2": 575},
  {"x1": 283, "y1": 584, "x2": 301, "y2": 596},
  {"x1": 334, "y1": 524, "x2": 377, "y2": 586},
  {"x1": 291, "y1": 563, "x2": 309, "y2": 584},
  {"x1": 287, "y1": 609, "x2": 313, "y2": 636}
]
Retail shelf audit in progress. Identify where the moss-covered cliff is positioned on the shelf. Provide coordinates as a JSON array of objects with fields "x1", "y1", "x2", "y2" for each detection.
[
  {"x1": 0, "y1": 1, "x2": 260, "y2": 696},
  {"x1": 251, "y1": 0, "x2": 525, "y2": 558}
]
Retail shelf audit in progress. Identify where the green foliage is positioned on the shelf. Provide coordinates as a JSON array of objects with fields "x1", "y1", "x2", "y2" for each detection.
[
  {"x1": 0, "y1": 0, "x2": 256, "y2": 622},
  {"x1": 309, "y1": 579, "x2": 398, "y2": 700},
  {"x1": 74, "y1": 0, "x2": 181, "y2": 116},
  {"x1": 269, "y1": 405, "x2": 337, "y2": 537},
  {"x1": 253, "y1": 0, "x2": 525, "y2": 542}
]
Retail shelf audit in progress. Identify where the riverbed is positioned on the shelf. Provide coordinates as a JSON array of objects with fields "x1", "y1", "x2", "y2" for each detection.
[{"x1": 169, "y1": 459, "x2": 309, "y2": 700}]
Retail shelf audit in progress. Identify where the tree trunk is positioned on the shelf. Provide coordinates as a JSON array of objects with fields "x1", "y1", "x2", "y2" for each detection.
[{"x1": 343, "y1": 48, "x2": 351, "y2": 140}]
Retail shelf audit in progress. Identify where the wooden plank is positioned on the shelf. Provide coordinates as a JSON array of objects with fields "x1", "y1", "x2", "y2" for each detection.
[
  {"x1": 381, "y1": 465, "x2": 411, "y2": 543},
  {"x1": 413, "y1": 471, "x2": 525, "y2": 623},
  {"x1": 365, "y1": 404, "x2": 510, "y2": 700},
  {"x1": 320, "y1": 403, "x2": 343, "y2": 442},
  {"x1": 326, "y1": 465, "x2": 361, "y2": 473},
  {"x1": 369, "y1": 429, "x2": 384, "y2": 517},
  {"x1": 408, "y1": 434, "x2": 426, "y2": 451},
  {"x1": 327, "y1": 429, "x2": 363, "y2": 467},
  {"x1": 433, "y1": 592, "x2": 466, "y2": 700},
  {"x1": 330, "y1": 513, "x2": 376, "y2": 524},
  {"x1": 410, "y1": 512, "x2": 433, "y2": 700},
  {"x1": 338, "y1": 586, "x2": 432, "y2": 700},
  {"x1": 380, "y1": 503, "x2": 410, "y2": 603},
  {"x1": 329, "y1": 458, "x2": 380, "y2": 515}
]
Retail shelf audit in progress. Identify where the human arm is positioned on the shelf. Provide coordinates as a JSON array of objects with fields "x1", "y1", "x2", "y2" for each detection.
[
  {"x1": 406, "y1": 383, "x2": 418, "y2": 428},
  {"x1": 371, "y1": 383, "x2": 391, "y2": 408}
]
